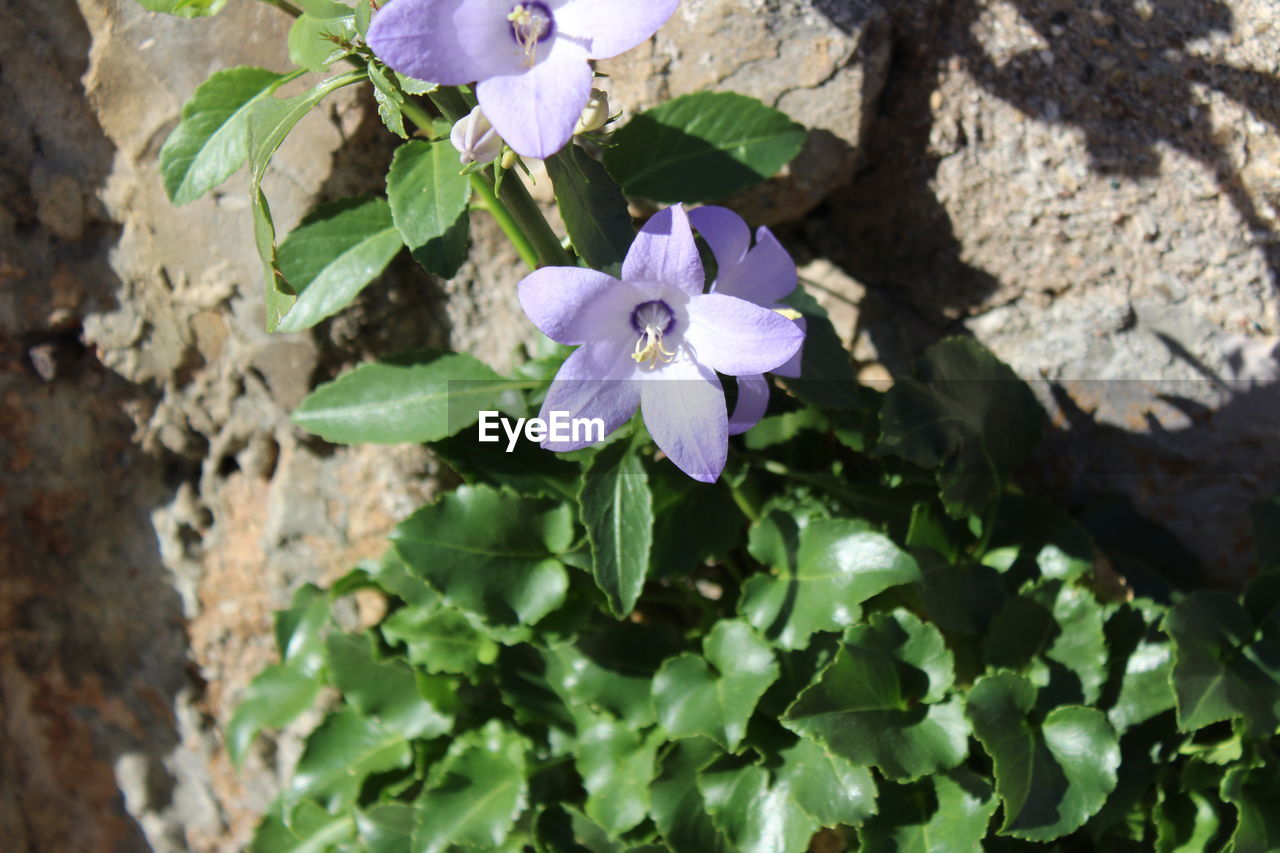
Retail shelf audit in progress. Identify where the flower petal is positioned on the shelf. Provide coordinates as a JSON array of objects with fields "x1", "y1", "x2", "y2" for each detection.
[
  {"x1": 621, "y1": 204, "x2": 704, "y2": 295},
  {"x1": 553, "y1": 0, "x2": 679, "y2": 59},
  {"x1": 715, "y1": 226, "x2": 797, "y2": 305},
  {"x1": 727, "y1": 373, "x2": 770, "y2": 435},
  {"x1": 518, "y1": 266, "x2": 633, "y2": 345},
  {"x1": 475, "y1": 35, "x2": 591, "y2": 158},
  {"x1": 369, "y1": 0, "x2": 521, "y2": 85},
  {"x1": 688, "y1": 205, "x2": 750, "y2": 272},
  {"x1": 640, "y1": 352, "x2": 727, "y2": 482},
  {"x1": 540, "y1": 343, "x2": 640, "y2": 450},
  {"x1": 771, "y1": 316, "x2": 806, "y2": 378},
  {"x1": 683, "y1": 293, "x2": 804, "y2": 376}
]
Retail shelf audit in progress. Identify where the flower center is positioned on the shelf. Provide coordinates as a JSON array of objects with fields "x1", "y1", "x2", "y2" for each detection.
[
  {"x1": 629, "y1": 300, "x2": 677, "y2": 370},
  {"x1": 507, "y1": 2, "x2": 554, "y2": 67}
]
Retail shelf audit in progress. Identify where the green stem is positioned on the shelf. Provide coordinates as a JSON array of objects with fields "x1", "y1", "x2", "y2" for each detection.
[
  {"x1": 257, "y1": 0, "x2": 302, "y2": 17},
  {"x1": 499, "y1": 176, "x2": 574, "y2": 267},
  {"x1": 726, "y1": 477, "x2": 761, "y2": 524}
]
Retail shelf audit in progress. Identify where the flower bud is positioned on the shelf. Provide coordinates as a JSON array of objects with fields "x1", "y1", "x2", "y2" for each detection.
[
  {"x1": 574, "y1": 89, "x2": 610, "y2": 135},
  {"x1": 450, "y1": 106, "x2": 503, "y2": 166}
]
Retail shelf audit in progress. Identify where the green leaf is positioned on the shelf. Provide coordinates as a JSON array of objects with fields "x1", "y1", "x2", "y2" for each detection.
[
  {"x1": 741, "y1": 408, "x2": 827, "y2": 450},
  {"x1": 579, "y1": 440, "x2": 653, "y2": 618},
  {"x1": 291, "y1": 351, "x2": 524, "y2": 445},
  {"x1": 878, "y1": 337, "x2": 1046, "y2": 518},
  {"x1": 325, "y1": 632, "x2": 454, "y2": 739},
  {"x1": 367, "y1": 62, "x2": 409, "y2": 139},
  {"x1": 778, "y1": 284, "x2": 864, "y2": 411},
  {"x1": 248, "y1": 69, "x2": 364, "y2": 331},
  {"x1": 386, "y1": 138, "x2": 472, "y2": 279},
  {"x1": 1164, "y1": 590, "x2": 1280, "y2": 736},
  {"x1": 355, "y1": 804, "x2": 416, "y2": 853},
  {"x1": 391, "y1": 485, "x2": 572, "y2": 640},
  {"x1": 775, "y1": 734, "x2": 877, "y2": 828},
  {"x1": 541, "y1": 623, "x2": 680, "y2": 727},
  {"x1": 966, "y1": 671, "x2": 1120, "y2": 841},
  {"x1": 545, "y1": 145, "x2": 633, "y2": 275},
  {"x1": 226, "y1": 664, "x2": 321, "y2": 768},
  {"x1": 858, "y1": 769, "x2": 997, "y2": 853},
  {"x1": 288, "y1": 11, "x2": 355, "y2": 74},
  {"x1": 1106, "y1": 600, "x2": 1177, "y2": 734},
  {"x1": 160, "y1": 67, "x2": 296, "y2": 205},
  {"x1": 605, "y1": 92, "x2": 807, "y2": 203},
  {"x1": 413, "y1": 720, "x2": 528, "y2": 853},
  {"x1": 1155, "y1": 784, "x2": 1225, "y2": 853},
  {"x1": 783, "y1": 609, "x2": 969, "y2": 782},
  {"x1": 652, "y1": 620, "x2": 779, "y2": 751},
  {"x1": 252, "y1": 800, "x2": 356, "y2": 852},
  {"x1": 433, "y1": 431, "x2": 581, "y2": 502},
  {"x1": 697, "y1": 754, "x2": 818, "y2": 853},
  {"x1": 576, "y1": 718, "x2": 662, "y2": 837},
  {"x1": 739, "y1": 517, "x2": 921, "y2": 650},
  {"x1": 650, "y1": 739, "x2": 733, "y2": 853},
  {"x1": 354, "y1": 0, "x2": 372, "y2": 37},
  {"x1": 381, "y1": 605, "x2": 499, "y2": 675},
  {"x1": 287, "y1": 707, "x2": 413, "y2": 814},
  {"x1": 395, "y1": 72, "x2": 436, "y2": 96},
  {"x1": 136, "y1": 0, "x2": 226, "y2": 18},
  {"x1": 649, "y1": 466, "x2": 743, "y2": 579},
  {"x1": 274, "y1": 583, "x2": 331, "y2": 677},
  {"x1": 274, "y1": 197, "x2": 403, "y2": 332},
  {"x1": 1222, "y1": 763, "x2": 1280, "y2": 853}
]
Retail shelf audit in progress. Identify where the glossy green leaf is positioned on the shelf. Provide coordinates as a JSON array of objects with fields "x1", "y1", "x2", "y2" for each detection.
[
  {"x1": 1221, "y1": 762, "x2": 1280, "y2": 853},
  {"x1": 287, "y1": 707, "x2": 413, "y2": 814},
  {"x1": 605, "y1": 91, "x2": 806, "y2": 203},
  {"x1": 966, "y1": 671, "x2": 1120, "y2": 841},
  {"x1": 274, "y1": 583, "x2": 331, "y2": 677},
  {"x1": 355, "y1": 804, "x2": 415, "y2": 853},
  {"x1": 783, "y1": 610, "x2": 969, "y2": 782},
  {"x1": 380, "y1": 605, "x2": 498, "y2": 675},
  {"x1": 697, "y1": 754, "x2": 818, "y2": 853},
  {"x1": 252, "y1": 800, "x2": 355, "y2": 852},
  {"x1": 545, "y1": 145, "x2": 633, "y2": 275},
  {"x1": 1155, "y1": 785, "x2": 1225, "y2": 853},
  {"x1": 367, "y1": 62, "x2": 409, "y2": 139},
  {"x1": 541, "y1": 623, "x2": 680, "y2": 727},
  {"x1": 291, "y1": 351, "x2": 524, "y2": 445},
  {"x1": 576, "y1": 717, "x2": 662, "y2": 837},
  {"x1": 650, "y1": 739, "x2": 732, "y2": 853},
  {"x1": 776, "y1": 733, "x2": 877, "y2": 828},
  {"x1": 652, "y1": 620, "x2": 779, "y2": 751},
  {"x1": 391, "y1": 485, "x2": 572, "y2": 640},
  {"x1": 1164, "y1": 590, "x2": 1280, "y2": 736},
  {"x1": 137, "y1": 0, "x2": 226, "y2": 18},
  {"x1": 288, "y1": 10, "x2": 355, "y2": 74},
  {"x1": 739, "y1": 517, "x2": 921, "y2": 650},
  {"x1": 413, "y1": 721, "x2": 528, "y2": 853},
  {"x1": 386, "y1": 138, "x2": 471, "y2": 279},
  {"x1": 878, "y1": 337, "x2": 1046, "y2": 518},
  {"x1": 649, "y1": 467, "x2": 743, "y2": 579},
  {"x1": 1106, "y1": 600, "x2": 1177, "y2": 734},
  {"x1": 325, "y1": 632, "x2": 454, "y2": 739},
  {"x1": 160, "y1": 67, "x2": 295, "y2": 205},
  {"x1": 248, "y1": 69, "x2": 364, "y2": 331},
  {"x1": 275, "y1": 197, "x2": 403, "y2": 332},
  {"x1": 741, "y1": 408, "x2": 826, "y2": 450},
  {"x1": 226, "y1": 664, "x2": 321, "y2": 768},
  {"x1": 858, "y1": 769, "x2": 997, "y2": 853},
  {"x1": 579, "y1": 441, "x2": 653, "y2": 618},
  {"x1": 433, "y1": 430, "x2": 581, "y2": 502}
]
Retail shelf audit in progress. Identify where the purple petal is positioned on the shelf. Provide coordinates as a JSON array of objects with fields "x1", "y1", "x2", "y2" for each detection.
[
  {"x1": 540, "y1": 342, "x2": 640, "y2": 450},
  {"x1": 682, "y1": 293, "x2": 804, "y2": 376},
  {"x1": 715, "y1": 226, "x2": 797, "y2": 305},
  {"x1": 728, "y1": 373, "x2": 770, "y2": 435},
  {"x1": 368, "y1": 0, "x2": 522, "y2": 85},
  {"x1": 475, "y1": 35, "x2": 591, "y2": 158},
  {"x1": 688, "y1": 205, "x2": 750, "y2": 272},
  {"x1": 771, "y1": 316, "x2": 807, "y2": 378},
  {"x1": 621, "y1": 205, "x2": 704, "y2": 295},
  {"x1": 554, "y1": 0, "x2": 679, "y2": 59},
  {"x1": 640, "y1": 353, "x2": 727, "y2": 482},
  {"x1": 518, "y1": 266, "x2": 633, "y2": 345}
]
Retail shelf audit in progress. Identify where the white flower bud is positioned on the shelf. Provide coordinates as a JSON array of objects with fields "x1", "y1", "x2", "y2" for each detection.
[
  {"x1": 574, "y1": 89, "x2": 610, "y2": 135},
  {"x1": 450, "y1": 106, "x2": 503, "y2": 166}
]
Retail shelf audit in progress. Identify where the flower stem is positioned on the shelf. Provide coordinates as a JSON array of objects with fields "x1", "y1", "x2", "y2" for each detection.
[{"x1": 257, "y1": 0, "x2": 302, "y2": 17}]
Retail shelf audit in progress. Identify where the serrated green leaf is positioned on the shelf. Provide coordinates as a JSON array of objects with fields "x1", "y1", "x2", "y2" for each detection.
[
  {"x1": 879, "y1": 338, "x2": 1046, "y2": 518},
  {"x1": 288, "y1": 12, "x2": 355, "y2": 74},
  {"x1": 394, "y1": 72, "x2": 436, "y2": 95},
  {"x1": 160, "y1": 67, "x2": 297, "y2": 205},
  {"x1": 381, "y1": 605, "x2": 498, "y2": 675},
  {"x1": 274, "y1": 583, "x2": 331, "y2": 676},
  {"x1": 354, "y1": 0, "x2": 372, "y2": 37},
  {"x1": 226, "y1": 664, "x2": 322, "y2": 768},
  {"x1": 1221, "y1": 762, "x2": 1280, "y2": 853},
  {"x1": 413, "y1": 720, "x2": 528, "y2": 853},
  {"x1": 391, "y1": 485, "x2": 572, "y2": 640},
  {"x1": 605, "y1": 92, "x2": 806, "y2": 203},
  {"x1": 288, "y1": 708, "x2": 413, "y2": 815},
  {"x1": 542, "y1": 623, "x2": 679, "y2": 727},
  {"x1": 367, "y1": 62, "x2": 409, "y2": 139},
  {"x1": 252, "y1": 800, "x2": 356, "y2": 853},
  {"x1": 649, "y1": 465, "x2": 743, "y2": 579},
  {"x1": 739, "y1": 517, "x2": 920, "y2": 650},
  {"x1": 576, "y1": 718, "x2": 662, "y2": 837},
  {"x1": 652, "y1": 620, "x2": 779, "y2": 751},
  {"x1": 355, "y1": 804, "x2": 415, "y2": 853},
  {"x1": 697, "y1": 754, "x2": 818, "y2": 853},
  {"x1": 966, "y1": 671, "x2": 1119, "y2": 841},
  {"x1": 291, "y1": 351, "x2": 524, "y2": 445},
  {"x1": 776, "y1": 734, "x2": 877, "y2": 828},
  {"x1": 325, "y1": 632, "x2": 454, "y2": 739},
  {"x1": 433, "y1": 430, "x2": 581, "y2": 502},
  {"x1": 545, "y1": 145, "x2": 633, "y2": 275},
  {"x1": 650, "y1": 739, "x2": 732, "y2": 853},
  {"x1": 858, "y1": 768, "x2": 996, "y2": 853},
  {"x1": 580, "y1": 441, "x2": 653, "y2": 618},
  {"x1": 386, "y1": 139, "x2": 471, "y2": 278},
  {"x1": 275, "y1": 197, "x2": 403, "y2": 332},
  {"x1": 783, "y1": 609, "x2": 968, "y2": 781},
  {"x1": 136, "y1": 0, "x2": 226, "y2": 18}
]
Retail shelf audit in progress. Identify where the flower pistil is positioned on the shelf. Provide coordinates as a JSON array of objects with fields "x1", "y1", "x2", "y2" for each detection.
[
  {"x1": 507, "y1": 3, "x2": 554, "y2": 66},
  {"x1": 629, "y1": 300, "x2": 677, "y2": 370}
]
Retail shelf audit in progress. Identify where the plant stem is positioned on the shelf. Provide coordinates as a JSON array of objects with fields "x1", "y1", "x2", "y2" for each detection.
[{"x1": 258, "y1": 0, "x2": 302, "y2": 17}]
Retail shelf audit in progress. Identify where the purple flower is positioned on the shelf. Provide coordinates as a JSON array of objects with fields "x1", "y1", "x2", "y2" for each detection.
[
  {"x1": 518, "y1": 205, "x2": 804, "y2": 482},
  {"x1": 688, "y1": 205, "x2": 805, "y2": 435},
  {"x1": 368, "y1": 0, "x2": 678, "y2": 159}
]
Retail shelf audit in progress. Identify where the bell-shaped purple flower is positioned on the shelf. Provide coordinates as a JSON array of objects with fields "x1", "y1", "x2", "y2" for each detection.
[
  {"x1": 368, "y1": 0, "x2": 678, "y2": 159},
  {"x1": 688, "y1": 205, "x2": 806, "y2": 436},
  {"x1": 518, "y1": 205, "x2": 804, "y2": 482}
]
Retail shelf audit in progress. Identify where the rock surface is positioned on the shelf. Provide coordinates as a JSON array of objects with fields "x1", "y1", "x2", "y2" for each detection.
[{"x1": 3, "y1": 0, "x2": 1280, "y2": 849}]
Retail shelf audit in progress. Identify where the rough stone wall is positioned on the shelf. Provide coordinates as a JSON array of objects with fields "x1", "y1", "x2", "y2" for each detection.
[{"x1": 3, "y1": 0, "x2": 1280, "y2": 849}]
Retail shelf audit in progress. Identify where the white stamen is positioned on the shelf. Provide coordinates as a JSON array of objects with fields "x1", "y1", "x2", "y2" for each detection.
[
  {"x1": 632, "y1": 324, "x2": 676, "y2": 369},
  {"x1": 508, "y1": 4, "x2": 552, "y2": 67}
]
